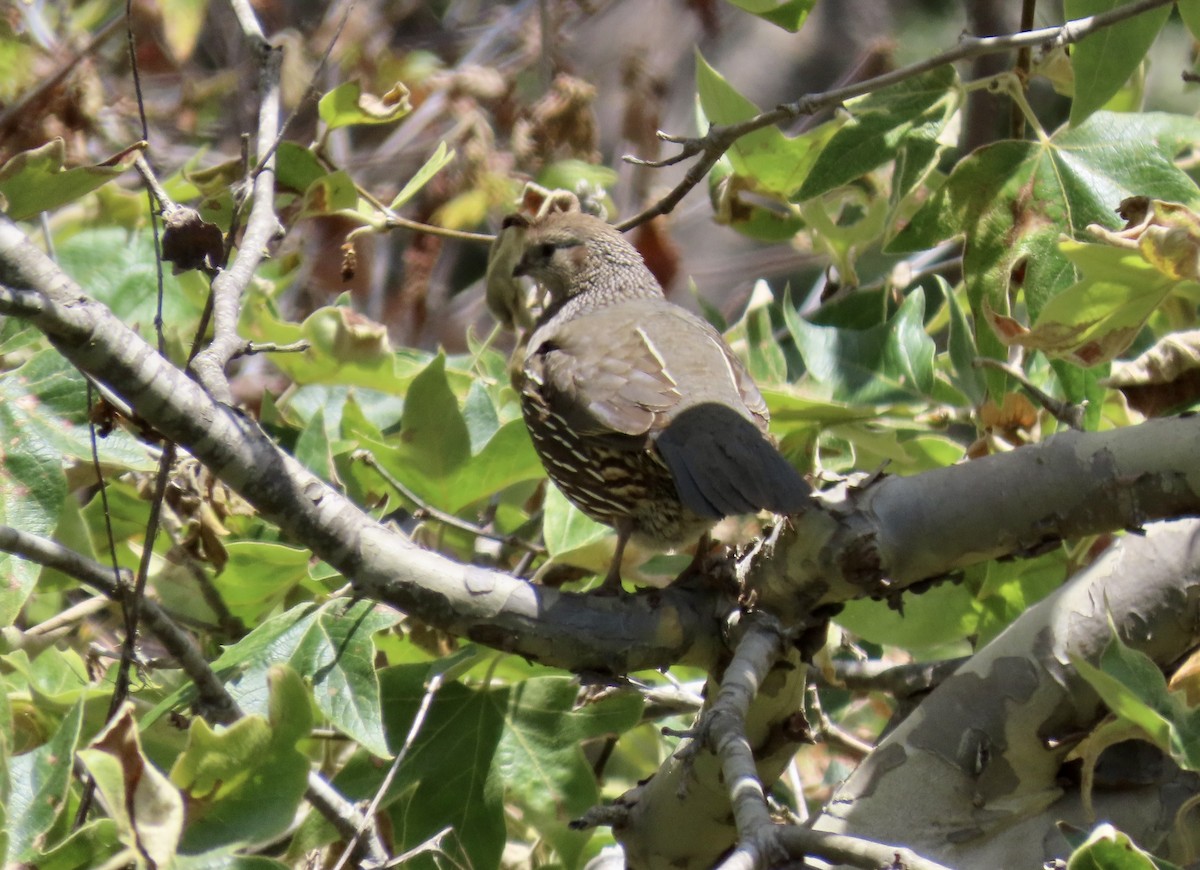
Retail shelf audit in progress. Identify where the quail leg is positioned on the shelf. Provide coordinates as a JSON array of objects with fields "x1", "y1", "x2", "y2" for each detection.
[
  {"x1": 674, "y1": 531, "x2": 714, "y2": 586},
  {"x1": 599, "y1": 520, "x2": 633, "y2": 595}
]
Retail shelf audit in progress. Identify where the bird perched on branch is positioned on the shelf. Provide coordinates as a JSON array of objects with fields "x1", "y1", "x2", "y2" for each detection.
[{"x1": 497, "y1": 208, "x2": 810, "y2": 592}]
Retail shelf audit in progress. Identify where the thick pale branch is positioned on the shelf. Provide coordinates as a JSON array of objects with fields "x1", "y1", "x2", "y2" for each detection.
[
  {"x1": 753, "y1": 415, "x2": 1200, "y2": 622},
  {"x1": 616, "y1": 0, "x2": 1177, "y2": 230},
  {"x1": 811, "y1": 519, "x2": 1200, "y2": 867}
]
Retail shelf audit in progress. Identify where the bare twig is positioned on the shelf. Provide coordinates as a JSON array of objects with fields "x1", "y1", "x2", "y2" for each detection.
[
  {"x1": 616, "y1": 0, "x2": 1177, "y2": 231},
  {"x1": 1010, "y1": 0, "x2": 1039, "y2": 139},
  {"x1": 240, "y1": 339, "x2": 311, "y2": 356},
  {"x1": 0, "y1": 523, "x2": 237, "y2": 724},
  {"x1": 333, "y1": 672, "x2": 445, "y2": 870},
  {"x1": 821, "y1": 657, "x2": 967, "y2": 699},
  {"x1": 974, "y1": 357, "x2": 1086, "y2": 430},
  {"x1": 356, "y1": 450, "x2": 545, "y2": 555},
  {"x1": 305, "y1": 771, "x2": 391, "y2": 868},
  {"x1": 806, "y1": 682, "x2": 873, "y2": 759}
]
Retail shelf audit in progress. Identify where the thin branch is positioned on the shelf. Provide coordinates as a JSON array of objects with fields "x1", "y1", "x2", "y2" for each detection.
[
  {"x1": 1010, "y1": 0, "x2": 1039, "y2": 139},
  {"x1": 304, "y1": 771, "x2": 391, "y2": 868},
  {"x1": 807, "y1": 682, "x2": 873, "y2": 759},
  {"x1": 702, "y1": 612, "x2": 791, "y2": 870},
  {"x1": 0, "y1": 523, "x2": 237, "y2": 724},
  {"x1": 333, "y1": 672, "x2": 445, "y2": 870},
  {"x1": 615, "y1": 0, "x2": 1177, "y2": 231},
  {"x1": 777, "y1": 828, "x2": 954, "y2": 870},
  {"x1": 356, "y1": 450, "x2": 545, "y2": 555},
  {"x1": 188, "y1": 36, "x2": 284, "y2": 402},
  {"x1": 821, "y1": 657, "x2": 968, "y2": 699}
]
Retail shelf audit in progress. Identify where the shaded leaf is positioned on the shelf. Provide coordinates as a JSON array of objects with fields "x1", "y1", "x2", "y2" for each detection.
[
  {"x1": 786, "y1": 286, "x2": 936, "y2": 404},
  {"x1": 1066, "y1": 0, "x2": 1171, "y2": 126},
  {"x1": 797, "y1": 65, "x2": 959, "y2": 201},
  {"x1": 5, "y1": 702, "x2": 83, "y2": 865}
]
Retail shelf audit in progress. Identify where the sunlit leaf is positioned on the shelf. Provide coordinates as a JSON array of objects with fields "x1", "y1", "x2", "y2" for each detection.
[
  {"x1": 0, "y1": 139, "x2": 142, "y2": 220},
  {"x1": 318, "y1": 81, "x2": 412, "y2": 129}
]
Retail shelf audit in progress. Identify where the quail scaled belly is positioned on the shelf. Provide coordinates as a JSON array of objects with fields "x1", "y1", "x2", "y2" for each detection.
[{"x1": 510, "y1": 211, "x2": 811, "y2": 592}]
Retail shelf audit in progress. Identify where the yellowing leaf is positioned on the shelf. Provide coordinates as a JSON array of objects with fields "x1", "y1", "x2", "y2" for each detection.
[
  {"x1": 1088, "y1": 196, "x2": 1200, "y2": 282},
  {"x1": 319, "y1": 81, "x2": 412, "y2": 129},
  {"x1": 987, "y1": 240, "x2": 1183, "y2": 367},
  {"x1": 77, "y1": 705, "x2": 183, "y2": 868}
]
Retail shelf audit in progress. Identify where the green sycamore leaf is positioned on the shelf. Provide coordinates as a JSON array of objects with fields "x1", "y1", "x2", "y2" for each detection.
[
  {"x1": 1066, "y1": 0, "x2": 1172, "y2": 126},
  {"x1": 299, "y1": 170, "x2": 360, "y2": 218},
  {"x1": 318, "y1": 81, "x2": 412, "y2": 129},
  {"x1": 0, "y1": 139, "x2": 143, "y2": 220},
  {"x1": 298, "y1": 670, "x2": 642, "y2": 868},
  {"x1": 940, "y1": 276, "x2": 988, "y2": 405},
  {"x1": 294, "y1": 407, "x2": 335, "y2": 483},
  {"x1": 496, "y1": 677, "x2": 643, "y2": 865},
  {"x1": 0, "y1": 351, "x2": 154, "y2": 625},
  {"x1": 797, "y1": 65, "x2": 960, "y2": 201},
  {"x1": 351, "y1": 354, "x2": 543, "y2": 514},
  {"x1": 541, "y1": 484, "x2": 612, "y2": 571},
  {"x1": 837, "y1": 582, "x2": 982, "y2": 650},
  {"x1": 170, "y1": 665, "x2": 311, "y2": 853},
  {"x1": 785, "y1": 286, "x2": 937, "y2": 404},
  {"x1": 5, "y1": 701, "x2": 83, "y2": 865},
  {"x1": 694, "y1": 50, "x2": 829, "y2": 199},
  {"x1": 242, "y1": 302, "x2": 431, "y2": 392},
  {"x1": 724, "y1": 0, "x2": 815, "y2": 31},
  {"x1": 890, "y1": 111, "x2": 1200, "y2": 377},
  {"x1": 274, "y1": 141, "x2": 326, "y2": 195},
  {"x1": 209, "y1": 541, "x2": 311, "y2": 624},
  {"x1": 29, "y1": 820, "x2": 120, "y2": 870},
  {"x1": 57, "y1": 228, "x2": 209, "y2": 332},
  {"x1": 1072, "y1": 630, "x2": 1200, "y2": 773},
  {"x1": 146, "y1": 600, "x2": 400, "y2": 758}
]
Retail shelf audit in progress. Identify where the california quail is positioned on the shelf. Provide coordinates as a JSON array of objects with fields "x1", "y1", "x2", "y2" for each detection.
[{"x1": 507, "y1": 211, "x2": 810, "y2": 591}]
